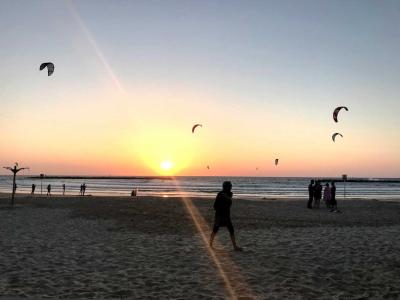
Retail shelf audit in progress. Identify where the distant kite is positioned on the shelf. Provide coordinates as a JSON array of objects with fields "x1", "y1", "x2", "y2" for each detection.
[
  {"x1": 39, "y1": 62, "x2": 54, "y2": 76},
  {"x1": 207, "y1": 165, "x2": 210, "y2": 170},
  {"x1": 275, "y1": 159, "x2": 279, "y2": 166},
  {"x1": 333, "y1": 106, "x2": 348, "y2": 123},
  {"x1": 256, "y1": 167, "x2": 259, "y2": 171},
  {"x1": 332, "y1": 133, "x2": 343, "y2": 142},
  {"x1": 192, "y1": 124, "x2": 202, "y2": 133}
]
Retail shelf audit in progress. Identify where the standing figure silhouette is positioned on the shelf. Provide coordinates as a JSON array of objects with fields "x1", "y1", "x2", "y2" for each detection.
[
  {"x1": 47, "y1": 184, "x2": 51, "y2": 196},
  {"x1": 209, "y1": 181, "x2": 242, "y2": 251}
]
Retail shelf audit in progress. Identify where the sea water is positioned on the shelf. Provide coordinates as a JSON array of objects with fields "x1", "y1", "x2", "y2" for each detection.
[{"x1": 1, "y1": 176, "x2": 400, "y2": 200}]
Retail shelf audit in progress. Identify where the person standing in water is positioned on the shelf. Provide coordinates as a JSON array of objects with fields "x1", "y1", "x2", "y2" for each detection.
[
  {"x1": 31, "y1": 184, "x2": 36, "y2": 195},
  {"x1": 209, "y1": 181, "x2": 242, "y2": 251},
  {"x1": 46, "y1": 184, "x2": 51, "y2": 196},
  {"x1": 62, "y1": 184, "x2": 66, "y2": 196}
]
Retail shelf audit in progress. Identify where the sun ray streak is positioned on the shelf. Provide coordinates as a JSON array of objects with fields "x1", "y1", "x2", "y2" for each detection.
[
  {"x1": 181, "y1": 196, "x2": 237, "y2": 299},
  {"x1": 171, "y1": 179, "x2": 257, "y2": 299},
  {"x1": 66, "y1": 0, "x2": 126, "y2": 94}
]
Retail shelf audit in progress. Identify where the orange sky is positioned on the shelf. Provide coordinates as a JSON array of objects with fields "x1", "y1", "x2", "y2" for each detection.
[{"x1": 1, "y1": 82, "x2": 399, "y2": 177}]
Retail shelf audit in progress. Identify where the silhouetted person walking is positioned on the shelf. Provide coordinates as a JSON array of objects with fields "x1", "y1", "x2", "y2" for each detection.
[
  {"x1": 31, "y1": 184, "x2": 36, "y2": 195},
  {"x1": 47, "y1": 184, "x2": 51, "y2": 196},
  {"x1": 62, "y1": 184, "x2": 66, "y2": 195},
  {"x1": 209, "y1": 181, "x2": 242, "y2": 251},
  {"x1": 307, "y1": 180, "x2": 314, "y2": 209}
]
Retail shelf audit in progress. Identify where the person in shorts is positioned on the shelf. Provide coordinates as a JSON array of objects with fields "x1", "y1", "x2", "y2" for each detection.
[{"x1": 209, "y1": 181, "x2": 242, "y2": 251}]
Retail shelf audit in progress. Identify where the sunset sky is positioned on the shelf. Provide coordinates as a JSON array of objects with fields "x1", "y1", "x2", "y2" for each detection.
[{"x1": 1, "y1": 0, "x2": 400, "y2": 177}]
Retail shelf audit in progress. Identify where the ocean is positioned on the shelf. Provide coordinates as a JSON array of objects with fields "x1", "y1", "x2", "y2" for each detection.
[{"x1": 1, "y1": 176, "x2": 400, "y2": 200}]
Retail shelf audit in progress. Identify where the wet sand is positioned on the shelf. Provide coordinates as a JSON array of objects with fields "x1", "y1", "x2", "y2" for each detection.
[{"x1": 0, "y1": 194, "x2": 399, "y2": 299}]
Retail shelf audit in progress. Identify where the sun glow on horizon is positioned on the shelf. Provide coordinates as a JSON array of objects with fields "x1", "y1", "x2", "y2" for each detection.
[
  {"x1": 129, "y1": 127, "x2": 196, "y2": 176},
  {"x1": 161, "y1": 160, "x2": 173, "y2": 171}
]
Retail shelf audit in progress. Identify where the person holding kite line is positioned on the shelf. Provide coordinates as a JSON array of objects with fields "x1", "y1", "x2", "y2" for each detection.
[{"x1": 209, "y1": 181, "x2": 243, "y2": 251}]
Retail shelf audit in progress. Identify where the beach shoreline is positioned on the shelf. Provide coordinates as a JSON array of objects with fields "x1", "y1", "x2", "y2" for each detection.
[
  {"x1": 1, "y1": 195, "x2": 399, "y2": 299},
  {"x1": 2, "y1": 176, "x2": 400, "y2": 200}
]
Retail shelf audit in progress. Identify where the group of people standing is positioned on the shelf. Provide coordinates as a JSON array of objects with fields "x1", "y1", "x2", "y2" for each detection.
[
  {"x1": 308, "y1": 180, "x2": 339, "y2": 212},
  {"x1": 30, "y1": 183, "x2": 86, "y2": 196}
]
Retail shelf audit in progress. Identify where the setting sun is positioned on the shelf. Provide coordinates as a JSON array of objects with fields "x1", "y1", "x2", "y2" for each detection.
[{"x1": 161, "y1": 160, "x2": 173, "y2": 171}]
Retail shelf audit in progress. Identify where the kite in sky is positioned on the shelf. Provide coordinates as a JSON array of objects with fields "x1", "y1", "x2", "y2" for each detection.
[
  {"x1": 192, "y1": 124, "x2": 202, "y2": 133},
  {"x1": 39, "y1": 62, "x2": 55, "y2": 76},
  {"x1": 332, "y1": 132, "x2": 343, "y2": 142},
  {"x1": 333, "y1": 106, "x2": 348, "y2": 123}
]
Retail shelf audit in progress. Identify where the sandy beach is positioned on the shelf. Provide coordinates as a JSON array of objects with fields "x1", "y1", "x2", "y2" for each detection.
[{"x1": 0, "y1": 194, "x2": 399, "y2": 299}]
